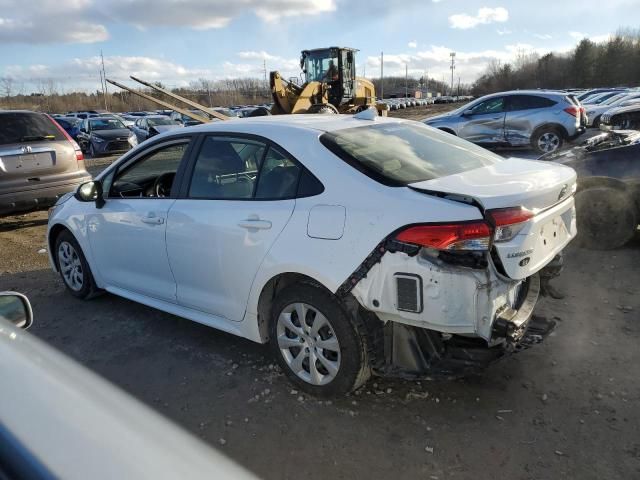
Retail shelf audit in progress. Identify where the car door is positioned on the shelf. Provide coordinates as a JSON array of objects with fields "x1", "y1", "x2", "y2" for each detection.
[
  {"x1": 504, "y1": 95, "x2": 557, "y2": 146},
  {"x1": 77, "y1": 120, "x2": 90, "y2": 151},
  {"x1": 166, "y1": 135, "x2": 300, "y2": 321},
  {"x1": 458, "y1": 96, "x2": 506, "y2": 144},
  {"x1": 87, "y1": 138, "x2": 193, "y2": 302}
]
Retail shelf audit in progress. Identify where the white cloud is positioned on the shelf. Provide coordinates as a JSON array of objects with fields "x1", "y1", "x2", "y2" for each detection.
[
  {"x1": 449, "y1": 7, "x2": 508, "y2": 29},
  {"x1": 533, "y1": 33, "x2": 552, "y2": 40},
  {"x1": 408, "y1": 41, "x2": 417, "y2": 49},
  {"x1": 496, "y1": 28, "x2": 512, "y2": 35},
  {"x1": 0, "y1": 0, "x2": 336, "y2": 44},
  {"x1": 569, "y1": 31, "x2": 611, "y2": 43}
]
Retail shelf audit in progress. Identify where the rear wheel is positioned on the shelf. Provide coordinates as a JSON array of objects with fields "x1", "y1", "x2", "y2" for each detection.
[
  {"x1": 55, "y1": 230, "x2": 99, "y2": 299},
  {"x1": 575, "y1": 186, "x2": 637, "y2": 249},
  {"x1": 532, "y1": 127, "x2": 563, "y2": 155},
  {"x1": 269, "y1": 283, "x2": 370, "y2": 397}
]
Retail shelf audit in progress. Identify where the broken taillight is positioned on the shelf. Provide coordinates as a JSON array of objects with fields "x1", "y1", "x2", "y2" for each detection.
[
  {"x1": 487, "y1": 207, "x2": 534, "y2": 242},
  {"x1": 47, "y1": 114, "x2": 84, "y2": 162},
  {"x1": 396, "y1": 221, "x2": 492, "y2": 251}
]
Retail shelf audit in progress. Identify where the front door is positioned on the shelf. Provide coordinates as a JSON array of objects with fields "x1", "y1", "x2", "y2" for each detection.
[
  {"x1": 458, "y1": 96, "x2": 506, "y2": 144},
  {"x1": 166, "y1": 136, "x2": 301, "y2": 321},
  {"x1": 87, "y1": 140, "x2": 192, "y2": 302}
]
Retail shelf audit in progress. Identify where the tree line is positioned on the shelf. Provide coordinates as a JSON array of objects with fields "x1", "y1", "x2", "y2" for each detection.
[{"x1": 473, "y1": 29, "x2": 640, "y2": 95}]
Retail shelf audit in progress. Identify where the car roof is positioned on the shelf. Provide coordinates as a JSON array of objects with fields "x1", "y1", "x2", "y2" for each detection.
[
  {"x1": 181, "y1": 114, "x2": 407, "y2": 135},
  {"x1": 485, "y1": 90, "x2": 567, "y2": 98}
]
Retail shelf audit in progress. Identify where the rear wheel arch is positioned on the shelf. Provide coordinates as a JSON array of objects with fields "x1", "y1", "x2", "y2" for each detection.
[
  {"x1": 532, "y1": 123, "x2": 568, "y2": 139},
  {"x1": 256, "y1": 273, "x2": 334, "y2": 342}
]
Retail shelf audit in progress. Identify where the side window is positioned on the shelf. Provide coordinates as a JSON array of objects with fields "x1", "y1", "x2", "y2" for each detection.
[
  {"x1": 470, "y1": 97, "x2": 504, "y2": 115},
  {"x1": 188, "y1": 137, "x2": 266, "y2": 199},
  {"x1": 509, "y1": 95, "x2": 556, "y2": 111},
  {"x1": 110, "y1": 142, "x2": 189, "y2": 198},
  {"x1": 255, "y1": 147, "x2": 301, "y2": 199}
]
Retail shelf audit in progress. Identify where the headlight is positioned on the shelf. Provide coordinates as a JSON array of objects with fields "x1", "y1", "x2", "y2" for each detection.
[{"x1": 92, "y1": 135, "x2": 104, "y2": 143}]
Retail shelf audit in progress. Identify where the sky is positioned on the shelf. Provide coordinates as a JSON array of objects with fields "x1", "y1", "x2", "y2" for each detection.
[{"x1": 0, "y1": 0, "x2": 639, "y2": 93}]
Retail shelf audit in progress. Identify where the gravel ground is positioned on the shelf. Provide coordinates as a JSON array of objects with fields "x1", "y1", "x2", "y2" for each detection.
[{"x1": 1, "y1": 114, "x2": 638, "y2": 479}]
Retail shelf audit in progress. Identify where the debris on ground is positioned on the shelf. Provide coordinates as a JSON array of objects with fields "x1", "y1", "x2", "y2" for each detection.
[
  {"x1": 425, "y1": 446, "x2": 434, "y2": 454},
  {"x1": 219, "y1": 438, "x2": 227, "y2": 446}
]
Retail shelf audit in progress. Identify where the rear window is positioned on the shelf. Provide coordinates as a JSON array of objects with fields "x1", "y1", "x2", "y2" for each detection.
[
  {"x1": 0, "y1": 112, "x2": 65, "y2": 145},
  {"x1": 319, "y1": 122, "x2": 502, "y2": 186},
  {"x1": 508, "y1": 95, "x2": 557, "y2": 111}
]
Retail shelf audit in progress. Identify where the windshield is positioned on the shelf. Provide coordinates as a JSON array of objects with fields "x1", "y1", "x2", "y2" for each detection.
[
  {"x1": 147, "y1": 117, "x2": 174, "y2": 127},
  {"x1": 320, "y1": 122, "x2": 502, "y2": 186},
  {"x1": 90, "y1": 118, "x2": 126, "y2": 130},
  {"x1": 303, "y1": 50, "x2": 339, "y2": 82}
]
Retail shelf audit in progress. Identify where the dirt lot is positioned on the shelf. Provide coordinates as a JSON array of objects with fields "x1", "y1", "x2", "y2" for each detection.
[{"x1": 1, "y1": 113, "x2": 639, "y2": 479}]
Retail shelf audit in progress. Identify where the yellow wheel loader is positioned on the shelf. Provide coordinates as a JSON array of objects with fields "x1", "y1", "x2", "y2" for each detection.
[{"x1": 270, "y1": 47, "x2": 387, "y2": 115}]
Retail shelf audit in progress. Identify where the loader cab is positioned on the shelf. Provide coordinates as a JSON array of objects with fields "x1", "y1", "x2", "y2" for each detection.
[{"x1": 301, "y1": 47, "x2": 357, "y2": 107}]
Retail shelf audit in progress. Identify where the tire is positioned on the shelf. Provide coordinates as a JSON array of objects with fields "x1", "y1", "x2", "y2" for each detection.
[
  {"x1": 308, "y1": 103, "x2": 338, "y2": 114},
  {"x1": 592, "y1": 115, "x2": 601, "y2": 129},
  {"x1": 574, "y1": 186, "x2": 638, "y2": 250},
  {"x1": 54, "y1": 230, "x2": 99, "y2": 299},
  {"x1": 269, "y1": 283, "x2": 370, "y2": 397},
  {"x1": 531, "y1": 127, "x2": 563, "y2": 155},
  {"x1": 89, "y1": 143, "x2": 97, "y2": 158}
]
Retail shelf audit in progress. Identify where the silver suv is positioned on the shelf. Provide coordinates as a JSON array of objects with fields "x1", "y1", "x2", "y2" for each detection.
[
  {"x1": 0, "y1": 111, "x2": 91, "y2": 215},
  {"x1": 424, "y1": 90, "x2": 586, "y2": 154}
]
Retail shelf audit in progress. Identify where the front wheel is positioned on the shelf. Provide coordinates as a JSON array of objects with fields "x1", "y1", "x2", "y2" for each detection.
[
  {"x1": 55, "y1": 230, "x2": 99, "y2": 299},
  {"x1": 269, "y1": 283, "x2": 370, "y2": 397},
  {"x1": 532, "y1": 128, "x2": 563, "y2": 155}
]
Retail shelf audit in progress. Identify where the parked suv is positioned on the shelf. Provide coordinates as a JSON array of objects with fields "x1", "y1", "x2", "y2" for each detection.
[
  {"x1": 424, "y1": 90, "x2": 586, "y2": 154},
  {"x1": 0, "y1": 111, "x2": 91, "y2": 216}
]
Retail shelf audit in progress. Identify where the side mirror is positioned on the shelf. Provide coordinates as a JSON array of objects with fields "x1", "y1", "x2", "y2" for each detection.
[
  {"x1": 75, "y1": 181, "x2": 105, "y2": 208},
  {"x1": 0, "y1": 292, "x2": 33, "y2": 329},
  {"x1": 462, "y1": 109, "x2": 474, "y2": 116}
]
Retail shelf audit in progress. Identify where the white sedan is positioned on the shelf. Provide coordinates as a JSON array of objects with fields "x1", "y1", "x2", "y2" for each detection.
[{"x1": 47, "y1": 112, "x2": 577, "y2": 396}]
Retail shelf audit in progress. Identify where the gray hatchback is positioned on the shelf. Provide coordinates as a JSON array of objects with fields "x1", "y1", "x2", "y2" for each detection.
[
  {"x1": 424, "y1": 90, "x2": 586, "y2": 154},
  {"x1": 0, "y1": 111, "x2": 92, "y2": 215}
]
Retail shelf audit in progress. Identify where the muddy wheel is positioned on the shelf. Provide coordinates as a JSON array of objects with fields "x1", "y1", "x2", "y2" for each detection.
[
  {"x1": 574, "y1": 186, "x2": 637, "y2": 249},
  {"x1": 308, "y1": 103, "x2": 338, "y2": 114},
  {"x1": 269, "y1": 283, "x2": 370, "y2": 397},
  {"x1": 532, "y1": 127, "x2": 563, "y2": 155}
]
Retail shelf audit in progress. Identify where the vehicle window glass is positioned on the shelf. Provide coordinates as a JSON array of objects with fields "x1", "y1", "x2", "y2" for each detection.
[
  {"x1": 255, "y1": 147, "x2": 301, "y2": 199},
  {"x1": 320, "y1": 122, "x2": 502, "y2": 186},
  {"x1": 469, "y1": 97, "x2": 504, "y2": 115},
  {"x1": 509, "y1": 95, "x2": 556, "y2": 111},
  {"x1": 188, "y1": 137, "x2": 266, "y2": 199},
  {"x1": 89, "y1": 118, "x2": 126, "y2": 130},
  {"x1": 0, "y1": 112, "x2": 65, "y2": 145},
  {"x1": 297, "y1": 168, "x2": 324, "y2": 197},
  {"x1": 110, "y1": 142, "x2": 189, "y2": 198}
]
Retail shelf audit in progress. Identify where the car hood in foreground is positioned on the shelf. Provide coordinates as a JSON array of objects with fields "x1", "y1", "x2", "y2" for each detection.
[{"x1": 409, "y1": 157, "x2": 577, "y2": 212}]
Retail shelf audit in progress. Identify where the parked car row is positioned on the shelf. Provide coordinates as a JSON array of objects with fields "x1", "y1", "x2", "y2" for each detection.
[{"x1": 378, "y1": 96, "x2": 473, "y2": 111}]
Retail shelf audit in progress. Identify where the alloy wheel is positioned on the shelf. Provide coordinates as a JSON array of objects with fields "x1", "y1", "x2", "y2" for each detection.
[
  {"x1": 537, "y1": 132, "x2": 560, "y2": 153},
  {"x1": 58, "y1": 241, "x2": 84, "y2": 291},
  {"x1": 276, "y1": 302, "x2": 341, "y2": 386}
]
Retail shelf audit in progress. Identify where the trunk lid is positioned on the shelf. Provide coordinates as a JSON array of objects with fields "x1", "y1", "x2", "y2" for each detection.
[
  {"x1": 408, "y1": 157, "x2": 577, "y2": 212},
  {"x1": 409, "y1": 158, "x2": 578, "y2": 280}
]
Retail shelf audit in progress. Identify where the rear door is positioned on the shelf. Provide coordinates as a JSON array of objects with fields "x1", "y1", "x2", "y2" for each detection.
[
  {"x1": 505, "y1": 94, "x2": 557, "y2": 146},
  {"x1": 458, "y1": 96, "x2": 506, "y2": 144},
  {"x1": 166, "y1": 135, "x2": 300, "y2": 321},
  {"x1": 0, "y1": 112, "x2": 78, "y2": 194}
]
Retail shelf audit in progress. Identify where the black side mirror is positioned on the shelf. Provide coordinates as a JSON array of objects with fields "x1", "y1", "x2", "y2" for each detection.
[
  {"x1": 0, "y1": 292, "x2": 33, "y2": 329},
  {"x1": 76, "y1": 181, "x2": 105, "y2": 208}
]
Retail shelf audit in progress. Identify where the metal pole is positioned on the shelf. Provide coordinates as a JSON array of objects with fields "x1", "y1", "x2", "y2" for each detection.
[
  {"x1": 380, "y1": 51, "x2": 384, "y2": 100},
  {"x1": 449, "y1": 52, "x2": 456, "y2": 96},
  {"x1": 405, "y1": 64, "x2": 408, "y2": 98}
]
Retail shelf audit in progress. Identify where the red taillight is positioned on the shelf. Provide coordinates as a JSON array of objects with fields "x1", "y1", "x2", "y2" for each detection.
[
  {"x1": 487, "y1": 207, "x2": 534, "y2": 226},
  {"x1": 47, "y1": 114, "x2": 84, "y2": 162},
  {"x1": 563, "y1": 106, "x2": 580, "y2": 117},
  {"x1": 396, "y1": 221, "x2": 492, "y2": 251}
]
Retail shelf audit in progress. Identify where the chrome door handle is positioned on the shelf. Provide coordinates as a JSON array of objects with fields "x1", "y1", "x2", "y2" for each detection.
[
  {"x1": 141, "y1": 216, "x2": 164, "y2": 225},
  {"x1": 238, "y1": 219, "x2": 272, "y2": 230}
]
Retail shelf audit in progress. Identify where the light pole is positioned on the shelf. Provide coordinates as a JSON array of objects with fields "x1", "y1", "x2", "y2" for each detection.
[{"x1": 449, "y1": 52, "x2": 456, "y2": 96}]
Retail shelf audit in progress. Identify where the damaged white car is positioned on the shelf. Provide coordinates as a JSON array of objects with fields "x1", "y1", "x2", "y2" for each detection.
[{"x1": 47, "y1": 113, "x2": 577, "y2": 396}]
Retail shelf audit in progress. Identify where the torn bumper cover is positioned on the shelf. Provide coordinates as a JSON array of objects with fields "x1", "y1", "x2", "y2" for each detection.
[{"x1": 372, "y1": 273, "x2": 556, "y2": 378}]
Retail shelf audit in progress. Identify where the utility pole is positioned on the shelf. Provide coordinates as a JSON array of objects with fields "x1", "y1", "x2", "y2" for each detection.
[
  {"x1": 380, "y1": 51, "x2": 384, "y2": 99},
  {"x1": 98, "y1": 69, "x2": 107, "y2": 111},
  {"x1": 457, "y1": 76, "x2": 461, "y2": 97},
  {"x1": 405, "y1": 64, "x2": 408, "y2": 98},
  {"x1": 449, "y1": 52, "x2": 456, "y2": 96},
  {"x1": 100, "y1": 50, "x2": 109, "y2": 111}
]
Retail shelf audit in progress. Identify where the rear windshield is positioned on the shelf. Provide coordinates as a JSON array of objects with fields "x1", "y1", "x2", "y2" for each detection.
[
  {"x1": 320, "y1": 122, "x2": 502, "y2": 186},
  {"x1": 0, "y1": 112, "x2": 65, "y2": 145}
]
